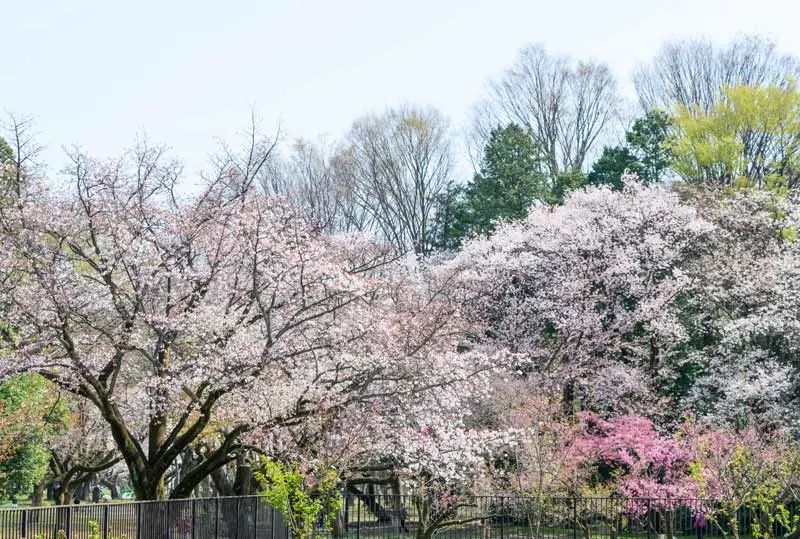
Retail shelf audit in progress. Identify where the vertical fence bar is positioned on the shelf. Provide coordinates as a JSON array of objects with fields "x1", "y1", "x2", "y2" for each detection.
[
  {"x1": 213, "y1": 497, "x2": 219, "y2": 539},
  {"x1": 254, "y1": 497, "x2": 258, "y2": 539},
  {"x1": 236, "y1": 497, "x2": 241, "y2": 539},
  {"x1": 191, "y1": 499, "x2": 197, "y2": 539},
  {"x1": 66, "y1": 505, "x2": 72, "y2": 539},
  {"x1": 572, "y1": 498, "x2": 577, "y2": 539},
  {"x1": 356, "y1": 497, "x2": 361, "y2": 539},
  {"x1": 270, "y1": 503, "x2": 275, "y2": 539},
  {"x1": 343, "y1": 492, "x2": 349, "y2": 534},
  {"x1": 500, "y1": 496, "x2": 505, "y2": 539},
  {"x1": 136, "y1": 501, "x2": 142, "y2": 539}
]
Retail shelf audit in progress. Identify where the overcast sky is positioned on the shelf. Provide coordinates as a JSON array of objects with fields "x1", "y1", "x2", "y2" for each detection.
[{"x1": 4, "y1": 0, "x2": 800, "y2": 186}]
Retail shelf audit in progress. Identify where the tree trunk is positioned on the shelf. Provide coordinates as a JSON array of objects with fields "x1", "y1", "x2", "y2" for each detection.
[
  {"x1": 611, "y1": 512, "x2": 622, "y2": 539},
  {"x1": 54, "y1": 482, "x2": 72, "y2": 506},
  {"x1": 234, "y1": 454, "x2": 254, "y2": 495},
  {"x1": 665, "y1": 511, "x2": 674, "y2": 539},
  {"x1": 333, "y1": 503, "x2": 347, "y2": 538},
  {"x1": 75, "y1": 480, "x2": 89, "y2": 502},
  {"x1": 31, "y1": 481, "x2": 45, "y2": 507},
  {"x1": 135, "y1": 475, "x2": 167, "y2": 501},
  {"x1": 388, "y1": 476, "x2": 406, "y2": 532},
  {"x1": 143, "y1": 409, "x2": 167, "y2": 500},
  {"x1": 347, "y1": 484, "x2": 391, "y2": 520},
  {"x1": 562, "y1": 382, "x2": 580, "y2": 416},
  {"x1": 100, "y1": 479, "x2": 120, "y2": 499},
  {"x1": 414, "y1": 497, "x2": 433, "y2": 539}
]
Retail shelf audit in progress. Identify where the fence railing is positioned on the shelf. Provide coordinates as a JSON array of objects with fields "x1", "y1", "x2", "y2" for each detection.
[
  {"x1": 321, "y1": 495, "x2": 800, "y2": 539},
  {"x1": 0, "y1": 495, "x2": 289, "y2": 539},
  {"x1": 2, "y1": 495, "x2": 799, "y2": 539}
]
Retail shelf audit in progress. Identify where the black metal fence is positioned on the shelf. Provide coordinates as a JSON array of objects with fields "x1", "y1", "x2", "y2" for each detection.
[
  {"x1": 3, "y1": 495, "x2": 798, "y2": 539},
  {"x1": 0, "y1": 496, "x2": 289, "y2": 539},
  {"x1": 322, "y1": 495, "x2": 800, "y2": 539}
]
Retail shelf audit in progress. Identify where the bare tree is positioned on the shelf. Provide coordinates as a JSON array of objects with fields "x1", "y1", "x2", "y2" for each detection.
[
  {"x1": 338, "y1": 105, "x2": 454, "y2": 254},
  {"x1": 471, "y1": 45, "x2": 620, "y2": 177},
  {"x1": 633, "y1": 34, "x2": 800, "y2": 114},
  {"x1": 207, "y1": 112, "x2": 281, "y2": 200},
  {"x1": 259, "y1": 138, "x2": 371, "y2": 234},
  {"x1": 1, "y1": 114, "x2": 42, "y2": 199}
]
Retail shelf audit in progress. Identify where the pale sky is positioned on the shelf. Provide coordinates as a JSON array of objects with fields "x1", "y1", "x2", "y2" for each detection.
[{"x1": 4, "y1": 0, "x2": 800, "y2": 186}]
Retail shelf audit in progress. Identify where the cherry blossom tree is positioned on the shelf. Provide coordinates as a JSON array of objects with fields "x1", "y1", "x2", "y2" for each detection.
[
  {"x1": 46, "y1": 398, "x2": 120, "y2": 504},
  {"x1": 255, "y1": 338, "x2": 510, "y2": 536},
  {"x1": 492, "y1": 386, "x2": 571, "y2": 497},
  {"x1": 570, "y1": 413, "x2": 695, "y2": 500},
  {"x1": 388, "y1": 418, "x2": 509, "y2": 539},
  {"x1": 448, "y1": 177, "x2": 715, "y2": 417},
  {"x1": 0, "y1": 135, "x2": 484, "y2": 500},
  {"x1": 489, "y1": 384, "x2": 594, "y2": 539},
  {"x1": 676, "y1": 188, "x2": 800, "y2": 432}
]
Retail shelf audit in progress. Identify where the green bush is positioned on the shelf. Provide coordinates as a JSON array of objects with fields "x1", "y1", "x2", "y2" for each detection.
[{"x1": 256, "y1": 458, "x2": 341, "y2": 539}]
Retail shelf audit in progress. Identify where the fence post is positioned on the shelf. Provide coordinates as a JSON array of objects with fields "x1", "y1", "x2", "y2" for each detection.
[
  {"x1": 136, "y1": 502, "x2": 142, "y2": 539},
  {"x1": 500, "y1": 497, "x2": 505, "y2": 539},
  {"x1": 356, "y1": 496, "x2": 361, "y2": 539},
  {"x1": 236, "y1": 497, "x2": 241, "y2": 539},
  {"x1": 21, "y1": 508, "x2": 27, "y2": 538},
  {"x1": 343, "y1": 492, "x2": 349, "y2": 532},
  {"x1": 572, "y1": 498, "x2": 578, "y2": 539},
  {"x1": 270, "y1": 504, "x2": 275, "y2": 539},
  {"x1": 646, "y1": 500, "x2": 651, "y2": 539},
  {"x1": 103, "y1": 503, "x2": 109, "y2": 539},
  {"x1": 254, "y1": 497, "x2": 259, "y2": 538},
  {"x1": 215, "y1": 498, "x2": 220, "y2": 539},
  {"x1": 192, "y1": 499, "x2": 197, "y2": 539},
  {"x1": 66, "y1": 505, "x2": 73, "y2": 539}
]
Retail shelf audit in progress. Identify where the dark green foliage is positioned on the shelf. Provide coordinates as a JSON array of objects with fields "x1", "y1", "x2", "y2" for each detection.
[
  {"x1": 626, "y1": 109, "x2": 673, "y2": 181},
  {"x1": 587, "y1": 146, "x2": 642, "y2": 190},
  {"x1": 549, "y1": 169, "x2": 586, "y2": 204},
  {"x1": 0, "y1": 374, "x2": 65, "y2": 499},
  {"x1": 463, "y1": 123, "x2": 548, "y2": 232},
  {"x1": 0, "y1": 137, "x2": 11, "y2": 164},
  {"x1": 431, "y1": 182, "x2": 467, "y2": 251},
  {"x1": 435, "y1": 124, "x2": 549, "y2": 248},
  {"x1": 0, "y1": 135, "x2": 21, "y2": 201},
  {"x1": 588, "y1": 110, "x2": 673, "y2": 189}
]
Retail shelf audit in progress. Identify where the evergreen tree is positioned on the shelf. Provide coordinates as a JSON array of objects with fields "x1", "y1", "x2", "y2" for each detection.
[
  {"x1": 587, "y1": 147, "x2": 642, "y2": 190},
  {"x1": 627, "y1": 109, "x2": 672, "y2": 182},
  {"x1": 0, "y1": 137, "x2": 11, "y2": 164},
  {"x1": 438, "y1": 124, "x2": 547, "y2": 247},
  {"x1": 588, "y1": 110, "x2": 672, "y2": 189}
]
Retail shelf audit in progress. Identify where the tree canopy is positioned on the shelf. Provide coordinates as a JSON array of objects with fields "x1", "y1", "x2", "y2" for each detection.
[
  {"x1": 669, "y1": 82, "x2": 800, "y2": 189},
  {"x1": 436, "y1": 123, "x2": 547, "y2": 247},
  {"x1": 5, "y1": 34, "x2": 800, "y2": 520}
]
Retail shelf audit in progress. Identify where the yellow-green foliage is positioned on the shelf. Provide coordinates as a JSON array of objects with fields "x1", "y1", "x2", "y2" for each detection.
[
  {"x1": 669, "y1": 82, "x2": 800, "y2": 188},
  {"x1": 256, "y1": 458, "x2": 342, "y2": 539},
  {"x1": 690, "y1": 439, "x2": 800, "y2": 539},
  {"x1": 751, "y1": 449, "x2": 800, "y2": 539},
  {"x1": 34, "y1": 522, "x2": 127, "y2": 539}
]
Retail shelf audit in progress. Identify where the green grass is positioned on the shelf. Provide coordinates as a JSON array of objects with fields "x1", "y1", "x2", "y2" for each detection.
[{"x1": 323, "y1": 524, "x2": 749, "y2": 539}]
